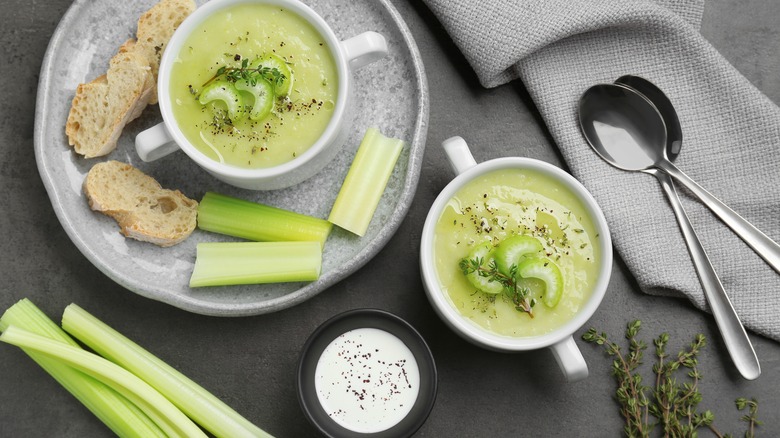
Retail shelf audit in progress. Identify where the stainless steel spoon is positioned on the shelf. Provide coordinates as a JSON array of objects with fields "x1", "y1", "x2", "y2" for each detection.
[
  {"x1": 614, "y1": 76, "x2": 759, "y2": 380},
  {"x1": 578, "y1": 83, "x2": 780, "y2": 277}
]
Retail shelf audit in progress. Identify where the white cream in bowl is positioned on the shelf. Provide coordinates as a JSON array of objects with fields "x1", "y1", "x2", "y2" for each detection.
[{"x1": 315, "y1": 328, "x2": 420, "y2": 433}]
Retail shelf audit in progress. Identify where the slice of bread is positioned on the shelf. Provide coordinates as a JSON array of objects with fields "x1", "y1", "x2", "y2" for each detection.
[
  {"x1": 65, "y1": 0, "x2": 196, "y2": 157},
  {"x1": 66, "y1": 49, "x2": 154, "y2": 158},
  {"x1": 84, "y1": 161, "x2": 198, "y2": 247},
  {"x1": 133, "y1": 0, "x2": 197, "y2": 104}
]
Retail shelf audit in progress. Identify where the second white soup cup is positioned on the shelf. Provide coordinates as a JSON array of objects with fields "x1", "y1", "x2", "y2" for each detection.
[{"x1": 420, "y1": 136, "x2": 613, "y2": 382}]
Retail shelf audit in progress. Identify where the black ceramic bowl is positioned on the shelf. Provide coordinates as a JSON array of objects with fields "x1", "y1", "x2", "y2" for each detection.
[{"x1": 297, "y1": 309, "x2": 437, "y2": 437}]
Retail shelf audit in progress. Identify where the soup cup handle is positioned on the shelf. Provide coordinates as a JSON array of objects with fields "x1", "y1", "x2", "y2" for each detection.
[
  {"x1": 341, "y1": 31, "x2": 388, "y2": 70},
  {"x1": 549, "y1": 335, "x2": 588, "y2": 382},
  {"x1": 442, "y1": 136, "x2": 477, "y2": 175},
  {"x1": 136, "y1": 122, "x2": 180, "y2": 162}
]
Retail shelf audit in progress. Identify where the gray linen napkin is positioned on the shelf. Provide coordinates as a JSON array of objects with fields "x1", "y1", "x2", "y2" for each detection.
[{"x1": 423, "y1": 0, "x2": 780, "y2": 341}]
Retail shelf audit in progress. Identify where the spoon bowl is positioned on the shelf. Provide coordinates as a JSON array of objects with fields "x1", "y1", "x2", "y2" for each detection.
[
  {"x1": 614, "y1": 76, "x2": 682, "y2": 160},
  {"x1": 578, "y1": 83, "x2": 667, "y2": 171}
]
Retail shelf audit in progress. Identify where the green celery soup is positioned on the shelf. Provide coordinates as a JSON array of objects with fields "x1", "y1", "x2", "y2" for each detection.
[
  {"x1": 170, "y1": 3, "x2": 338, "y2": 168},
  {"x1": 433, "y1": 168, "x2": 601, "y2": 338}
]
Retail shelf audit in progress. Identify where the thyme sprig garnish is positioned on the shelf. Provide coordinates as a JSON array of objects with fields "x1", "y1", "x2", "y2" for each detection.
[
  {"x1": 201, "y1": 57, "x2": 285, "y2": 89},
  {"x1": 736, "y1": 398, "x2": 761, "y2": 437},
  {"x1": 458, "y1": 257, "x2": 536, "y2": 317},
  {"x1": 583, "y1": 321, "x2": 761, "y2": 437}
]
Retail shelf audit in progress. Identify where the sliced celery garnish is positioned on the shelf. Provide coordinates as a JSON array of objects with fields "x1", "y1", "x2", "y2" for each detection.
[
  {"x1": 189, "y1": 241, "x2": 322, "y2": 287},
  {"x1": 249, "y1": 54, "x2": 293, "y2": 96},
  {"x1": 517, "y1": 257, "x2": 564, "y2": 307},
  {"x1": 235, "y1": 77, "x2": 274, "y2": 121},
  {"x1": 0, "y1": 326, "x2": 207, "y2": 438},
  {"x1": 62, "y1": 304, "x2": 272, "y2": 438},
  {"x1": 328, "y1": 127, "x2": 404, "y2": 236},
  {"x1": 464, "y1": 242, "x2": 503, "y2": 295},
  {"x1": 199, "y1": 80, "x2": 246, "y2": 122},
  {"x1": 0, "y1": 299, "x2": 164, "y2": 438},
  {"x1": 198, "y1": 192, "x2": 332, "y2": 248},
  {"x1": 493, "y1": 235, "x2": 543, "y2": 276}
]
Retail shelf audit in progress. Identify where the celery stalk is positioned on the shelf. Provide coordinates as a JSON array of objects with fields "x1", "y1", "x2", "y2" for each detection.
[
  {"x1": 189, "y1": 241, "x2": 322, "y2": 287},
  {"x1": 328, "y1": 127, "x2": 404, "y2": 236},
  {"x1": 0, "y1": 299, "x2": 164, "y2": 438},
  {"x1": 0, "y1": 326, "x2": 207, "y2": 438},
  {"x1": 61, "y1": 304, "x2": 272, "y2": 438},
  {"x1": 198, "y1": 192, "x2": 332, "y2": 248}
]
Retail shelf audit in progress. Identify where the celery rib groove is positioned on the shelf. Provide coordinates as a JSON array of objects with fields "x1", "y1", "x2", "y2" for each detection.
[{"x1": 328, "y1": 127, "x2": 404, "y2": 236}]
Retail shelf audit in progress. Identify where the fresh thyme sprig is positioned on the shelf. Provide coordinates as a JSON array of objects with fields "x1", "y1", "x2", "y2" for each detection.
[
  {"x1": 458, "y1": 257, "x2": 536, "y2": 317},
  {"x1": 736, "y1": 398, "x2": 762, "y2": 437},
  {"x1": 583, "y1": 321, "x2": 649, "y2": 436},
  {"x1": 582, "y1": 321, "x2": 761, "y2": 437},
  {"x1": 201, "y1": 57, "x2": 285, "y2": 89},
  {"x1": 652, "y1": 331, "x2": 712, "y2": 437}
]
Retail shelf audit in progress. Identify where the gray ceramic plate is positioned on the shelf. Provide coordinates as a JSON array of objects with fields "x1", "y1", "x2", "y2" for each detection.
[{"x1": 34, "y1": 0, "x2": 428, "y2": 316}]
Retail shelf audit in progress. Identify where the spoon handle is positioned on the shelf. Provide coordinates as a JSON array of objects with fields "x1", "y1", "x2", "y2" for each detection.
[
  {"x1": 659, "y1": 161, "x2": 780, "y2": 275},
  {"x1": 656, "y1": 172, "x2": 760, "y2": 380}
]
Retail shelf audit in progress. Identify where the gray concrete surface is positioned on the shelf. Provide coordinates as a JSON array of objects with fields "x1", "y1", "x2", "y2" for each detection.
[{"x1": 1, "y1": 0, "x2": 779, "y2": 436}]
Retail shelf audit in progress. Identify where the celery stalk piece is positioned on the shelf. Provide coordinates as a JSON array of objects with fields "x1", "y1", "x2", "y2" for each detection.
[
  {"x1": 328, "y1": 127, "x2": 404, "y2": 236},
  {"x1": 0, "y1": 299, "x2": 165, "y2": 438},
  {"x1": 62, "y1": 304, "x2": 273, "y2": 438},
  {"x1": 189, "y1": 241, "x2": 322, "y2": 287},
  {"x1": 197, "y1": 192, "x2": 332, "y2": 248},
  {"x1": 0, "y1": 326, "x2": 207, "y2": 438}
]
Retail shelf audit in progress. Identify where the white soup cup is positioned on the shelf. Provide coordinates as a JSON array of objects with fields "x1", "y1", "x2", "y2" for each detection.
[
  {"x1": 136, "y1": 0, "x2": 388, "y2": 190},
  {"x1": 419, "y1": 136, "x2": 613, "y2": 382}
]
